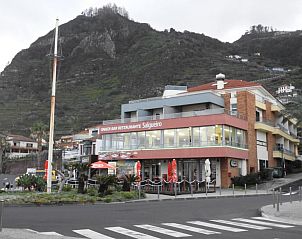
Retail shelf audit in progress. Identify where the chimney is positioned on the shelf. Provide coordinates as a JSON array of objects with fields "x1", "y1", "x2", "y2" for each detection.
[{"x1": 215, "y1": 73, "x2": 225, "y2": 89}]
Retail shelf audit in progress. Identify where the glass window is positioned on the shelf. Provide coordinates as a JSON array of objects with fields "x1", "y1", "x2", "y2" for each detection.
[
  {"x1": 236, "y1": 129, "x2": 243, "y2": 147},
  {"x1": 130, "y1": 132, "x2": 137, "y2": 149},
  {"x1": 123, "y1": 133, "x2": 131, "y2": 149},
  {"x1": 207, "y1": 126, "x2": 215, "y2": 145},
  {"x1": 192, "y1": 127, "x2": 200, "y2": 147},
  {"x1": 176, "y1": 128, "x2": 191, "y2": 147},
  {"x1": 215, "y1": 125, "x2": 223, "y2": 144},
  {"x1": 146, "y1": 130, "x2": 161, "y2": 148},
  {"x1": 230, "y1": 127, "x2": 236, "y2": 146},
  {"x1": 138, "y1": 131, "x2": 145, "y2": 148},
  {"x1": 164, "y1": 129, "x2": 176, "y2": 148},
  {"x1": 115, "y1": 133, "x2": 124, "y2": 150},
  {"x1": 224, "y1": 125, "x2": 230, "y2": 145},
  {"x1": 200, "y1": 127, "x2": 207, "y2": 145}
]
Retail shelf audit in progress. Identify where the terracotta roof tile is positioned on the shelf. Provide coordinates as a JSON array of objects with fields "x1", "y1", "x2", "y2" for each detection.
[
  {"x1": 187, "y1": 79, "x2": 261, "y2": 92},
  {"x1": 7, "y1": 134, "x2": 36, "y2": 142}
]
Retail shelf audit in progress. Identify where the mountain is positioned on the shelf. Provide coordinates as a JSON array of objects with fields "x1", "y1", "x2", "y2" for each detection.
[{"x1": 0, "y1": 7, "x2": 301, "y2": 136}]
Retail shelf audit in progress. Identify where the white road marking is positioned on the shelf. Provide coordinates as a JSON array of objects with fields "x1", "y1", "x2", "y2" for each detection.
[
  {"x1": 252, "y1": 217, "x2": 297, "y2": 225},
  {"x1": 283, "y1": 192, "x2": 298, "y2": 196},
  {"x1": 187, "y1": 221, "x2": 247, "y2": 232},
  {"x1": 39, "y1": 232, "x2": 63, "y2": 236},
  {"x1": 232, "y1": 218, "x2": 294, "y2": 228},
  {"x1": 25, "y1": 229, "x2": 63, "y2": 236},
  {"x1": 73, "y1": 229, "x2": 115, "y2": 239},
  {"x1": 210, "y1": 219, "x2": 271, "y2": 230},
  {"x1": 162, "y1": 223, "x2": 220, "y2": 235},
  {"x1": 134, "y1": 224, "x2": 191, "y2": 237},
  {"x1": 105, "y1": 226, "x2": 160, "y2": 239}
]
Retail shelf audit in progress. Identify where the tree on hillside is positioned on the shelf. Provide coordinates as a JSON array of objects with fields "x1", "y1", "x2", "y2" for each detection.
[
  {"x1": 30, "y1": 122, "x2": 48, "y2": 169},
  {"x1": 0, "y1": 134, "x2": 10, "y2": 173}
]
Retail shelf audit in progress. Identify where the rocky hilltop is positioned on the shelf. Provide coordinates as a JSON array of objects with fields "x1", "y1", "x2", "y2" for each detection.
[{"x1": 0, "y1": 7, "x2": 301, "y2": 136}]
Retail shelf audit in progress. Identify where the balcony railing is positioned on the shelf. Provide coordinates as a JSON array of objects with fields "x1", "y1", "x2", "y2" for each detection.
[
  {"x1": 255, "y1": 118, "x2": 275, "y2": 127},
  {"x1": 273, "y1": 145, "x2": 295, "y2": 156},
  {"x1": 103, "y1": 108, "x2": 246, "y2": 125}
]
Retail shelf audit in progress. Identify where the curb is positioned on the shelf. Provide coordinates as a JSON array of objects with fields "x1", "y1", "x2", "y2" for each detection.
[{"x1": 260, "y1": 203, "x2": 302, "y2": 226}]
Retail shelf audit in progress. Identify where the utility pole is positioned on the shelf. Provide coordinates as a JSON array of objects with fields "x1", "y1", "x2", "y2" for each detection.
[{"x1": 47, "y1": 19, "x2": 59, "y2": 193}]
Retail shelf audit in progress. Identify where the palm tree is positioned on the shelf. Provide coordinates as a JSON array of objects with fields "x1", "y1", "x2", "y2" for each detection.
[
  {"x1": 30, "y1": 122, "x2": 48, "y2": 169},
  {"x1": 0, "y1": 134, "x2": 10, "y2": 173}
]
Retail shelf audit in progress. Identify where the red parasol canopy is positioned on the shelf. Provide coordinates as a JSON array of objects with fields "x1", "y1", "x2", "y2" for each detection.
[
  {"x1": 90, "y1": 161, "x2": 116, "y2": 169},
  {"x1": 171, "y1": 159, "x2": 178, "y2": 183},
  {"x1": 167, "y1": 161, "x2": 172, "y2": 181},
  {"x1": 136, "y1": 161, "x2": 141, "y2": 181}
]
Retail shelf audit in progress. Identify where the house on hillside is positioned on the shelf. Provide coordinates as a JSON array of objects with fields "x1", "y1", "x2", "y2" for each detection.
[
  {"x1": 5, "y1": 134, "x2": 38, "y2": 158},
  {"x1": 276, "y1": 84, "x2": 299, "y2": 104}
]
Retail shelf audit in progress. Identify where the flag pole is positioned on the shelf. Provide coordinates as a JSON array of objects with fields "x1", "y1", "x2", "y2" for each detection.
[{"x1": 47, "y1": 19, "x2": 59, "y2": 193}]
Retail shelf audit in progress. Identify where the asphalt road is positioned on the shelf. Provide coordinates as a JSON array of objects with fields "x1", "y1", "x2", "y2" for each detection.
[{"x1": 3, "y1": 194, "x2": 302, "y2": 239}]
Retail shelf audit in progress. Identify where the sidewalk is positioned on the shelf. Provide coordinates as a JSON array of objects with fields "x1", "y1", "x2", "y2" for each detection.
[{"x1": 261, "y1": 201, "x2": 302, "y2": 225}]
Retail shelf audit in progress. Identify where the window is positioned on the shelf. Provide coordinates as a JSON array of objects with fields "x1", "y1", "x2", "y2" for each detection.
[
  {"x1": 192, "y1": 127, "x2": 200, "y2": 146},
  {"x1": 145, "y1": 130, "x2": 161, "y2": 148},
  {"x1": 200, "y1": 127, "x2": 207, "y2": 145},
  {"x1": 130, "y1": 132, "x2": 137, "y2": 149},
  {"x1": 215, "y1": 125, "x2": 223, "y2": 144},
  {"x1": 138, "y1": 131, "x2": 145, "y2": 148},
  {"x1": 256, "y1": 111, "x2": 260, "y2": 122},
  {"x1": 207, "y1": 126, "x2": 216, "y2": 145},
  {"x1": 26, "y1": 143, "x2": 33, "y2": 148},
  {"x1": 224, "y1": 126, "x2": 230, "y2": 145},
  {"x1": 164, "y1": 129, "x2": 176, "y2": 148},
  {"x1": 230, "y1": 103, "x2": 237, "y2": 115},
  {"x1": 123, "y1": 133, "x2": 131, "y2": 149},
  {"x1": 176, "y1": 128, "x2": 191, "y2": 147},
  {"x1": 91, "y1": 130, "x2": 98, "y2": 137}
]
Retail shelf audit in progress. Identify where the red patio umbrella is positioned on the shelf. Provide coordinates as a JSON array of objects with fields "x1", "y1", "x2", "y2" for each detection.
[
  {"x1": 90, "y1": 161, "x2": 116, "y2": 169},
  {"x1": 167, "y1": 161, "x2": 172, "y2": 181},
  {"x1": 171, "y1": 159, "x2": 178, "y2": 183},
  {"x1": 136, "y1": 161, "x2": 141, "y2": 181}
]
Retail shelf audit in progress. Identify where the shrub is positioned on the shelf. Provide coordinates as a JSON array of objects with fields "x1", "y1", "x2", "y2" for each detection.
[
  {"x1": 16, "y1": 174, "x2": 46, "y2": 191},
  {"x1": 231, "y1": 173, "x2": 261, "y2": 187},
  {"x1": 62, "y1": 185, "x2": 73, "y2": 192},
  {"x1": 87, "y1": 187, "x2": 98, "y2": 196}
]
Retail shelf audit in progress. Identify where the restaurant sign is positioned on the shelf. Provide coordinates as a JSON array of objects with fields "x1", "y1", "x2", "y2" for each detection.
[{"x1": 100, "y1": 121, "x2": 163, "y2": 133}]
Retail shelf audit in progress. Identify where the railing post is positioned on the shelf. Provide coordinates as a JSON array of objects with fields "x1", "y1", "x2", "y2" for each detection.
[
  {"x1": 0, "y1": 200, "x2": 4, "y2": 232},
  {"x1": 272, "y1": 189, "x2": 275, "y2": 208},
  {"x1": 232, "y1": 184, "x2": 235, "y2": 197},
  {"x1": 157, "y1": 184, "x2": 160, "y2": 200},
  {"x1": 244, "y1": 184, "x2": 247, "y2": 196},
  {"x1": 256, "y1": 183, "x2": 258, "y2": 195},
  {"x1": 138, "y1": 183, "x2": 141, "y2": 200},
  {"x1": 279, "y1": 187, "x2": 282, "y2": 205},
  {"x1": 276, "y1": 191, "x2": 280, "y2": 212},
  {"x1": 289, "y1": 187, "x2": 292, "y2": 204}
]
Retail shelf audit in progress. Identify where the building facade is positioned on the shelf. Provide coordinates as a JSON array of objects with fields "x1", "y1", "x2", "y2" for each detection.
[
  {"x1": 5, "y1": 134, "x2": 38, "y2": 158},
  {"x1": 96, "y1": 75, "x2": 299, "y2": 188}
]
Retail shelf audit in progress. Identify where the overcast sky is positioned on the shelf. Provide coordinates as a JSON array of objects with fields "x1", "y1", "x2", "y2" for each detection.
[{"x1": 1, "y1": 0, "x2": 301, "y2": 72}]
